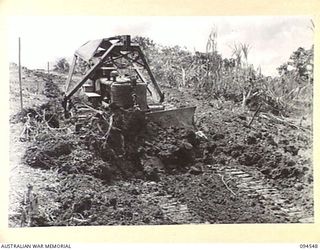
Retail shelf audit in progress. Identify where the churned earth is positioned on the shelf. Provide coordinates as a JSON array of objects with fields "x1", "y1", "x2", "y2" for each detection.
[{"x1": 8, "y1": 65, "x2": 313, "y2": 227}]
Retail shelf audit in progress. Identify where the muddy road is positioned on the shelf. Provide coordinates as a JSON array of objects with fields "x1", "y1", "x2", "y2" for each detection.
[{"x1": 8, "y1": 66, "x2": 313, "y2": 227}]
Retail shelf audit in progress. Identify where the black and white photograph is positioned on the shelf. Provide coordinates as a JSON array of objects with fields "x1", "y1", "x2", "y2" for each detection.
[{"x1": 8, "y1": 16, "x2": 314, "y2": 227}]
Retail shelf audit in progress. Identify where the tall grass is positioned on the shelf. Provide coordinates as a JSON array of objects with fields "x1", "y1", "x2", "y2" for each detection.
[{"x1": 134, "y1": 35, "x2": 313, "y2": 115}]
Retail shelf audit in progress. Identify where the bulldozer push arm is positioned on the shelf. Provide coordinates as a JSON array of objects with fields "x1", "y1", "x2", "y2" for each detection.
[
  {"x1": 64, "y1": 35, "x2": 164, "y2": 103},
  {"x1": 63, "y1": 35, "x2": 196, "y2": 128}
]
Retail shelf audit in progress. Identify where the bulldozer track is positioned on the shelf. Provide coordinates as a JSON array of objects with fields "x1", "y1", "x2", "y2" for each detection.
[
  {"x1": 159, "y1": 194, "x2": 197, "y2": 224},
  {"x1": 216, "y1": 165, "x2": 313, "y2": 223},
  {"x1": 138, "y1": 163, "x2": 313, "y2": 224},
  {"x1": 138, "y1": 182, "x2": 199, "y2": 224}
]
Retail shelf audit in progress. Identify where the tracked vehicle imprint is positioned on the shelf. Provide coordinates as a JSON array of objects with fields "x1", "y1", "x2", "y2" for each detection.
[{"x1": 217, "y1": 166, "x2": 313, "y2": 223}]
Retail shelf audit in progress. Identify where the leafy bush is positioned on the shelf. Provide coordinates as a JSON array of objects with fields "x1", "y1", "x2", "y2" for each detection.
[
  {"x1": 134, "y1": 35, "x2": 313, "y2": 115},
  {"x1": 53, "y1": 58, "x2": 70, "y2": 73}
]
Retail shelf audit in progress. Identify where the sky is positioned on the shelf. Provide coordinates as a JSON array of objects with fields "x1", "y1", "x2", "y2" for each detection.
[{"x1": 7, "y1": 16, "x2": 314, "y2": 76}]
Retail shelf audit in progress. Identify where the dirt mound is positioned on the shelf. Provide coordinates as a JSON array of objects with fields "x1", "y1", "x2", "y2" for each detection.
[
  {"x1": 26, "y1": 174, "x2": 176, "y2": 226},
  {"x1": 23, "y1": 100, "x2": 204, "y2": 184},
  {"x1": 22, "y1": 95, "x2": 311, "y2": 192},
  {"x1": 194, "y1": 108, "x2": 312, "y2": 189}
]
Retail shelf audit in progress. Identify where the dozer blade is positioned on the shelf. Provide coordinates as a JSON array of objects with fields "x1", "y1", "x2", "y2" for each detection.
[{"x1": 146, "y1": 106, "x2": 196, "y2": 128}]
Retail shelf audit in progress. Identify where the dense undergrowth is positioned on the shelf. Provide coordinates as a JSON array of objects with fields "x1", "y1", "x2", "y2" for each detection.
[{"x1": 131, "y1": 35, "x2": 313, "y2": 116}]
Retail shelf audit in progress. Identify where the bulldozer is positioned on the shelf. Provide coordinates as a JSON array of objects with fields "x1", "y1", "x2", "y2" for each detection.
[{"x1": 63, "y1": 35, "x2": 196, "y2": 128}]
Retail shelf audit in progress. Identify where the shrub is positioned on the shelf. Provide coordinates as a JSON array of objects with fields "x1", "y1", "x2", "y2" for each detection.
[
  {"x1": 133, "y1": 34, "x2": 313, "y2": 115},
  {"x1": 53, "y1": 58, "x2": 70, "y2": 73}
]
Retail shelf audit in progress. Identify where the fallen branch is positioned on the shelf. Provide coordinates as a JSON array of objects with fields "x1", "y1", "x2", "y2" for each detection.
[
  {"x1": 71, "y1": 217, "x2": 90, "y2": 223},
  {"x1": 260, "y1": 112, "x2": 308, "y2": 131},
  {"x1": 248, "y1": 103, "x2": 262, "y2": 127},
  {"x1": 81, "y1": 102, "x2": 104, "y2": 115},
  {"x1": 103, "y1": 114, "x2": 114, "y2": 140},
  {"x1": 218, "y1": 174, "x2": 236, "y2": 196},
  {"x1": 96, "y1": 123, "x2": 103, "y2": 133}
]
